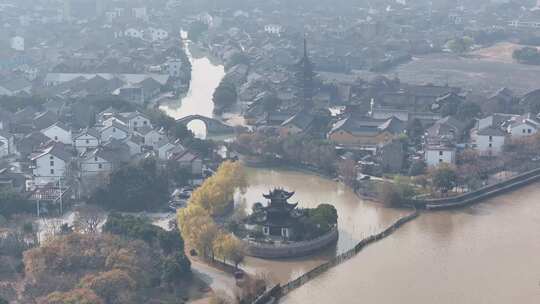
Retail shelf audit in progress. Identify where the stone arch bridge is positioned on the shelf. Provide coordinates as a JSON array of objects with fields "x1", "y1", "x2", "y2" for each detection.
[{"x1": 176, "y1": 115, "x2": 234, "y2": 134}]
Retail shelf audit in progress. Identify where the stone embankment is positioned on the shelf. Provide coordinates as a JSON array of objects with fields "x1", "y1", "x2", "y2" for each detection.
[
  {"x1": 252, "y1": 211, "x2": 420, "y2": 304},
  {"x1": 410, "y1": 167, "x2": 540, "y2": 210},
  {"x1": 245, "y1": 228, "x2": 339, "y2": 259}
]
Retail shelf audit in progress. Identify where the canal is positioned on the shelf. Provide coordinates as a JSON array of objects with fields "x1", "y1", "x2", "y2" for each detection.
[
  {"x1": 162, "y1": 50, "x2": 540, "y2": 303},
  {"x1": 159, "y1": 43, "x2": 225, "y2": 138}
]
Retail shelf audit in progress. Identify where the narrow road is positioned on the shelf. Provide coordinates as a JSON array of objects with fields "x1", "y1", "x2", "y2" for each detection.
[{"x1": 190, "y1": 259, "x2": 237, "y2": 299}]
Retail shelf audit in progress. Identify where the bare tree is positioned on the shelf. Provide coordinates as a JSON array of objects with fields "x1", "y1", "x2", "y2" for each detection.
[{"x1": 73, "y1": 205, "x2": 106, "y2": 234}]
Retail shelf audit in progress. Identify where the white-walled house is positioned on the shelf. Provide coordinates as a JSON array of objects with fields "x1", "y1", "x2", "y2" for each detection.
[
  {"x1": 73, "y1": 128, "x2": 100, "y2": 153},
  {"x1": 80, "y1": 148, "x2": 114, "y2": 177},
  {"x1": 155, "y1": 139, "x2": 176, "y2": 160},
  {"x1": 41, "y1": 122, "x2": 72, "y2": 145},
  {"x1": 30, "y1": 143, "x2": 71, "y2": 184},
  {"x1": 507, "y1": 119, "x2": 539, "y2": 138},
  {"x1": 471, "y1": 127, "x2": 506, "y2": 156},
  {"x1": 118, "y1": 112, "x2": 152, "y2": 131},
  {"x1": 99, "y1": 121, "x2": 130, "y2": 142},
  {"x1": 425, "y1": 144, "x2": 456, "y2": 167},
  {"x1": 135, "y1": 127, "x2": 164, "y2": 148}
]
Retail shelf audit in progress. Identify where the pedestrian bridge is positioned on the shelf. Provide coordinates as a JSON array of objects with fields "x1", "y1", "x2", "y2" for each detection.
[{"x1": 176, "y1": 115, "x2": 235, "y2": 134}]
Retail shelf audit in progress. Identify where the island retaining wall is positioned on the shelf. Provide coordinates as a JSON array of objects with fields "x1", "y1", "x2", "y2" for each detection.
[{"x1": 245, "y1": 228, "x2": 339, "y2": 259}]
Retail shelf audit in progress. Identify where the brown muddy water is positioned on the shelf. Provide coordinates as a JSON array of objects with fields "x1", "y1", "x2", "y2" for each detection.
[{"x1": 281, "y1": 180, "x2": 540, "y2": 304}]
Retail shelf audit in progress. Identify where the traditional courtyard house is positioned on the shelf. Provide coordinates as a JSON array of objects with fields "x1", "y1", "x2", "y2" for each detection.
[
  {"x1": 30, "y1": 142, "x2": 72, "y2": 185},
  {"x1": 328, "y1": 116, "x2": 403, "y2": 152},
  {"x1": 424, "y1": 142, "x2": 456, "y2": 167},
  {"x1": 73, "y1": 128, "x2": 100, "y2": 153},
  {"x1": 41, "y1": 122, "x2": 72, "y2": 145},
  {"x1": 138, "y1": 77, "x2": 162, "y2": 102},
  {"x1": 280, "y1": 111, "x2": 314, "y2": 136},
  {"x1": 0, "y1": 77, "x2": 32, "y2": 96},
  {"x1": 118, "y1": 86, "x2": 144, "y2": 104},
  {"x1": 426, "y1": 116, "x2": 468, "y2": 143}
]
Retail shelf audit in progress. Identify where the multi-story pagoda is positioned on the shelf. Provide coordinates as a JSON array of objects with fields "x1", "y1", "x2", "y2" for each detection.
[
  {"x1": 293, "y1": 37, "x2": 316, "y2": 110},
  {"x1": 248, "y1": 188, "x2": 303, "y2": 239}
]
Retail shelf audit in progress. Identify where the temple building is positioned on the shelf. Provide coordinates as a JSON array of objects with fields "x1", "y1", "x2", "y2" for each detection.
[{"x1": 247, "y1": 188, "x2": 303, "y2": 239}]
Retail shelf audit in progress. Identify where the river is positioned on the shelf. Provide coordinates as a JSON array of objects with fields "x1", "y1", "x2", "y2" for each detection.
[
  {"x1": 163, "y1": 51, "x2": 540, "y2": 303},
  {"x1": 282, "y1": 183, "x2": 540, "y2": 304}
]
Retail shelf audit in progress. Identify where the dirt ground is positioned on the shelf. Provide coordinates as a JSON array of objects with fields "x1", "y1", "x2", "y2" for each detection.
[{"x1": 469, "y1": 42, "x2": 530, "y2": 63}]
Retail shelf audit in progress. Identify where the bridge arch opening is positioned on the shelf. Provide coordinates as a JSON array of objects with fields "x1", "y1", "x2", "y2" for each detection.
[{"x1": 186, "y1": 119, "x2": 207, "y2": 139}]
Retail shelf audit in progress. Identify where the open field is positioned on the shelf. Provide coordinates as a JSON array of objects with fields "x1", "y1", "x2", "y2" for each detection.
[{"x1": 354, "y1": 43, "x2": 540, "y2": 95}]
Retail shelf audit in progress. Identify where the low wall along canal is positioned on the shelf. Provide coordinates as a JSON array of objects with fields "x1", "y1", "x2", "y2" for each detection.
[
  {"x1": 252, "y1": 211, "x2": 420, "y2": 304},
  {"x1": 410, "y1": 167, "x2": 540, "y2": 209}
]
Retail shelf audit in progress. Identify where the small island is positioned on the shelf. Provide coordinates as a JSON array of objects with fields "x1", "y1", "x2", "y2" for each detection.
[{"x1": 241, "y1": 188, "x2": 339, "y2": 259}]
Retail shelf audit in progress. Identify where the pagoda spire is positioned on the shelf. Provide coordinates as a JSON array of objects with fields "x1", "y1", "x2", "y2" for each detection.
[{"x1": 303, "y1": 34, "x2": 308, "y2": 59}]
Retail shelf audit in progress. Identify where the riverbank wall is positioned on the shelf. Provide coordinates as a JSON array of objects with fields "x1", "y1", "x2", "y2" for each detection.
[
  {"x1": 409, "y1": 167, "x2": 540, "y2": 210},
  {"x1": 252, "y1": 211, "x2": 420, "y2": 304},
  {"x1": 245, "y1": 228, "x2": 339, "y2": 259}
]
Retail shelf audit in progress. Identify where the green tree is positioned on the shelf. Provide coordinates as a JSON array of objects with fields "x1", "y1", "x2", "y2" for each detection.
[
  {"x1": 0, "y1": 190, "x2": 34, "y2": 218},
  {"x1": 89, "y1": 158, "x2": 169, "y2": 212},
  {"x1": 408, "y1": 160, "x2": 427, "y2": 176},
  {"x1": 213, "y1": 80, "x2": 237, "y2": 110},
  {"x1": 406, "y1": 118, "x2": 424, "y2": 148},
  {"x1": 447, "y1": 36, "x2": 474, "y2": 54},
  {"x1": 431, "y1": 164, "x2": 458, "y2": 194}
]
